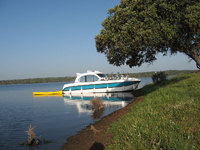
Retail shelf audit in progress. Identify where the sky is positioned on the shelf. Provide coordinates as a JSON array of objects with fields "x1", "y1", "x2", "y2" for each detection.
[{"x1": 0, "y1": 0, "x2": 197, "y2": 80}]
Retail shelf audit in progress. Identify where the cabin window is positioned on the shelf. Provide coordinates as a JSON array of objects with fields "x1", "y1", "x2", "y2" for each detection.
[
  {"x1": 87, "y1": 75, "x2": 99, "y2": 82},
  {"x1": 79, "y1": 75, "x2": 99, "y2": 82},
  {"x1": 93, "y1": 75, "x2": 99, "y2": 81},
  {"x1": 79, "y1": 76, "x2": 86, "y2": 82},
  {"x1": 87, "y1": 75, "x2": 93, "y2": 82}
]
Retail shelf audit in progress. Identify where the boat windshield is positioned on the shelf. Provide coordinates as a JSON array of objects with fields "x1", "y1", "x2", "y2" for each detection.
[{"x1": 97, "y1": 74, "x2": 106, "y2": 78}]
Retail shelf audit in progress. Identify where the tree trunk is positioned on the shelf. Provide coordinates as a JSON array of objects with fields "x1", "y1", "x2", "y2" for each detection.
[
  {"x1": 185, "y1": 52, "x2": 200, "y2": 69},
  {"x1": 193, "y1": 54, "x2": 200, "y2": 69}
]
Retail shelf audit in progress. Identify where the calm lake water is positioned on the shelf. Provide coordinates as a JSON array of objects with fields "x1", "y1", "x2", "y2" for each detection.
[{"x1": 0, "y1": 78, "x2": 152, "y2": 150}]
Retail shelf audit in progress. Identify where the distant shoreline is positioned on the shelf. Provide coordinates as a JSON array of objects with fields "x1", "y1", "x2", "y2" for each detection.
[
  {"x1": 0, "y1": 70, "x2": 197, "y2": 85},
  {"x1": 0, "y1": 76, "x2": 75, "y2": 85}
]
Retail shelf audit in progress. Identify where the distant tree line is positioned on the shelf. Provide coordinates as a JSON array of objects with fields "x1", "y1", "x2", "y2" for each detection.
[
  {"x1": 128, "y1": 70, "x2": 198, "y2": 78},
  {"x1": 0, "y1": 76, "x2": 75, "y2": 85},
  {"x1": 0, "y1": 70, "x2": 198, "y2": 85}
]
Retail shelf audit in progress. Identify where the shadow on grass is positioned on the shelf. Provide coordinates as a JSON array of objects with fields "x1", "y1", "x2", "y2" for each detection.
[
  {"x1": 90, "y1": 142, "x2": 105, "y2": 150},
  {"x1": 133, "y1": 76, "x2": 189, "y2": 97}
]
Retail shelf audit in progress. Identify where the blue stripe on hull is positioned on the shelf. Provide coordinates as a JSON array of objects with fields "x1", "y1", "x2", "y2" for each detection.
[
  {"x1": 71, "y1": 86, "x2": 82, "y2": 91},
  {"x1": 95, "y1": 84, "x2": 107, "y2": 89},
  {"x1": 82, "y1": 85, "x2": 94, "y2": 90},
  {"x1": 108, "y1": 82, "x2": 124, "y2": 88},
  {"x1": 63, "y1": 81, "x2": 139, "y2": 91}
]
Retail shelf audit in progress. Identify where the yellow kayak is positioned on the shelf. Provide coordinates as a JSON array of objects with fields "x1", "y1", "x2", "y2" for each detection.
[{"x1": 33, "y1": 91, "x2": 63, "y2": 97}]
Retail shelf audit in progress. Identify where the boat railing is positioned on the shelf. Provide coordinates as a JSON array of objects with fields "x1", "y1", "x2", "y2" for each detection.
[{"x1": 101, "y1": 74, "x2": 129, "y2": 81}]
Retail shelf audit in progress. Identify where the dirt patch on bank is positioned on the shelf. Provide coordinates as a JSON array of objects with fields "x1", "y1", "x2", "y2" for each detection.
[{"x1": 60, "y1": 91, "x2": 144, "y2": 150}]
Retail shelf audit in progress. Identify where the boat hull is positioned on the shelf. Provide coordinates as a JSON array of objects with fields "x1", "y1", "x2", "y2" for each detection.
[{"x1": 62, "y1": 79, "x2": 140, "y2": 94}]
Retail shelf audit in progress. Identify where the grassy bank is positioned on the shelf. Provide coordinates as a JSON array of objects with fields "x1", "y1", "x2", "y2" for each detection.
[{"x1": 107, "y1": 72, "x2": 200, "y2": 149}]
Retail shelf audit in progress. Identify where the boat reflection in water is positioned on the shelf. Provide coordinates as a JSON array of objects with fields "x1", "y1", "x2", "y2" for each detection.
[{"x1": 63, "y1": 92, "x2": 134, "y2": 120}]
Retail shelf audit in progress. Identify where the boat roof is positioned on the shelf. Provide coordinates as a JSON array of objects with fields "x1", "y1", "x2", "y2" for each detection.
[{"x1": 76, "y1": 70, "x2": 103, "y2": 77}]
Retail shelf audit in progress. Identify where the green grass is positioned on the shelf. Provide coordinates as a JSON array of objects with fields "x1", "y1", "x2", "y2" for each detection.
[{"x1": 107, "y1": 72, "x2": 200, "y2": 150}]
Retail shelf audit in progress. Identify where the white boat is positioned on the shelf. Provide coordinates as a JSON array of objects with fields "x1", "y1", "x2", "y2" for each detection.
[{"x1": 62, "y1": 70, "x2": 141, "y2": 94}]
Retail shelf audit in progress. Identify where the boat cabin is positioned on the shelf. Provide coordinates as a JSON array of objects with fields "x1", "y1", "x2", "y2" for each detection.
[{"x1": 75, "y1": 71, "x2": 106, "y2": 83}]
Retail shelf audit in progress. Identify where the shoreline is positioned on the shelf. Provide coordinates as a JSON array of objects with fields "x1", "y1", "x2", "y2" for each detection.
[{"x1": 60, "y1": 90, "x2": 144, "y2": 150}]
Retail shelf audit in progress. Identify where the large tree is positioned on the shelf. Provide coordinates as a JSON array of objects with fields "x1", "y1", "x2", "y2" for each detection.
[{"x1": 95, "y1": 0, "x2": 200, "y2": 69}]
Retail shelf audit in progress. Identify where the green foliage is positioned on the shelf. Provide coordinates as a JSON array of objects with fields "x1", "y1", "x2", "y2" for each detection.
[
  {"x1": 152, "y1": 71, "x2": 167, "y2": 84},
  {"x1": 107, "y1": 72, "x2": 200, "y2": 149},
  {"x1": 95, "y1": 0, "x2": 200, "y2": 69}
]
